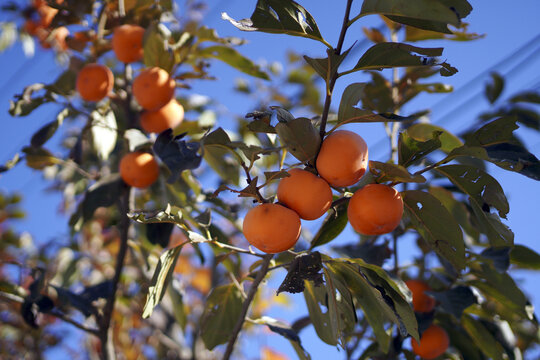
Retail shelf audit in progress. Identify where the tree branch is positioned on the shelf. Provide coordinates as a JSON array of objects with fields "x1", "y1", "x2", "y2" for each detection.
[
  {"x1": 222, "y1": 254, "x2": 273, "y2": 360},
  {"x1": 318, "y1": 0, "x2": 354, "y2": 139},
  {"x1": 98, "y1": 186, "x2": 131, "y2": 360}
]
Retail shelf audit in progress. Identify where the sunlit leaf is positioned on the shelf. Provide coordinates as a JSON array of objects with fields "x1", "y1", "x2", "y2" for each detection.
[
  {"x1": 91, "y1": 110, "x2": 117, "y2": 161},
  {"x1": 398, "y1": 129, "x2": 442, "y2": 167}
]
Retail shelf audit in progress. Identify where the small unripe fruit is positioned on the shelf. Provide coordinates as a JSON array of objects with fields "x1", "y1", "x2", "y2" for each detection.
[
  {"x1": 347, "y1": 184, "x2": 403, "y2": 235},
  {"x1": 316, "y1": 130, "x2": 368, "y2": 187},
  {"x1": 243, "y1": 203, "x2": 301, "y2": 253},
  {"x1": 277, "y1": 168, "x2": 332, "y2": 220}
]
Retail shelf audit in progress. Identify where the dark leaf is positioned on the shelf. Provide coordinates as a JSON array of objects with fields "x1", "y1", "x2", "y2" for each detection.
[
  {"x1": 129, "y1": 204, "x2": 184, "y2": 226},
  {"x1": 200, "y1": 284, "x2": 243, "y2": 349},
  {"x1": 303, "y1": 280, "x2": 338, "y2": 345},
  {"x1": 222, "y1": 0, "x2": 327, "y2": 46},
  {"x1": 262, "y1": 317, "x2": 311, "y2": 360},
  {"x1": 80, "y1": 281, "x2": 113, "y2": 302},
  {"x1": 30, "y1": 108, "x2": 69, "y2": 147},
  {"x1": 264, "y1": 170, "x2": 290, "y2": 182},
  {"x1": 398, "y1": 129, "x2": 442, "y2": 167},
  {"x1": 153, "y1": 130, "x2": 202, "y2": 183},
  {"x1": 21, "y1": 299, "x2": 38, "y2": 328},
  {"x1": 480, "y1": 247, "x2": 511, "y2": 272},
  {"x1": 146, "y1": 222, "x2": 175, "y2": 247},
  {"x1": 509, "y1": 91, "x2": 540, "y2": 104},
  {"x1": 142, "y1": 244, "x2": 184, "y2": 318},
  {"x1": 9, "y1": 83, "x2": 51, "y2": 117},
  {"x1": 369, "y1": 160, "x2": 427, "y2": 183},
  {"x1": 275, "y1": 116, "x2": 321, "y2": 163},
  {"x1": 53, "y1": 286, "x2": 97, "y2": 318},
  {"x1": 199, "y1": 45, "x2": 269, "y2": 79},
  {"x1": 347, "y1": 43, "x2": 448, "y2": 73},
  {"x1": 485, "y1": 72, "x2": 504, "y2": 104},
  {"x1": 304, "y1": 46, "x2": 352, "y2": 81},
  {"x1": 35, "y1": 296, "x2": 54, "y2": 313},
  {"x1": 429, "y1": 286, "x2": 476, "y2": 318},
  {"x1": 333, "y1": 243, "x2": 392, "y2": 267},
  {"x1": 277, "y1": 252, "x2": 323, "y2": 294},
  {"x1": 402, "y1": 190, "x2": 465, "y2": 271},
  {"x1": 69, "y1": 175, "x2": 124, "y2": 230},
  {"x1": 310, "y1": 203, "x2": 348, "y2": 249},
  {"x1": 22, "y1": 146, "x2": 60, "y2": 170}
]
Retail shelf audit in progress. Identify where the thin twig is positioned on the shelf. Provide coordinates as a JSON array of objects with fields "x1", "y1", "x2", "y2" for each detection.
[
  {"x1": 318, "y1": 0, "x2": 354, "y2": 140},
  {"x1": 98, "y1": 186, "x2": 131, "y2": 360},
  {"x1": 0, "y1": 291, "x2": 99, "y2": 335},
  {"x1": 222, "y1": 254, "x2": 273, "y2": 360}
]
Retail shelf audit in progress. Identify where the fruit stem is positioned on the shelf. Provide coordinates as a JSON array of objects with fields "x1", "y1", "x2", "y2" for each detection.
[
  {"x1": 318, "y1": 0, "x2": 354, "y2": 140},
  {"x1": 222, "y1": 254, "x2": 273, "y2": 360}
]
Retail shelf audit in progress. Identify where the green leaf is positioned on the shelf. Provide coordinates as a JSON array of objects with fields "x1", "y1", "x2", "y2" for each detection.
[
  {"x1": 303, "y1": 280, "x2": 338, "y2": 345},
  {"x1": 30, "y1": 108, "x2": 68, "y2": 147},
  {"x1": 510, "y1": 244, "x2": 540, "y2": 270},
  {"x1": 402, "y1": 190, "x2": 465, "y2": 270},
  {"x1": 407, "y1": 123, "x2": 462, "y2": 153},
  {"x1": 465, "y1": 116, "x2": 518, "y2": 147},
  {"x1": 461, "y1": 314, "x2": 506, "y2": 360},
  {"x1": 398, "y1": 129, "x2": 442, "y2": 167},
  {"x1": 143, "y1": 23, "x2": 175, "y2": 72},
  {"x1": 142, "y1": 244, "x2": 184, "y2": 318},
  {"x1": 485, "y1": 72, "x2": 504, "y2": 104},
  {"x1": 346, "y1": 43, "x2": 447, "y2": 73},
  {"x1": 304, "y1": 46, "x2": 352, "y2": 81},
  {"x1": 358, "y1": 0, "x2": 468, "y2": 30},
  {"x1": 9, "y1": 83, "x2": 51, "y2": 117},
  {"x1": 128, "y1": 203, "x2": 184, "y2": 226},
  {"x1": 428, "y1": 186, "x2": 479, "y2": 240},
  {"x1": 199, "y1": 45, "x2": 269, "y2": 79},
  {"x1": 310, "y1": 203, "x2": 348, "y2": 249},
  {"x1": 90, "y1": 110, "x2": 117, "y2": 161},
  {"x1": 325, "y1": 262, "x2": 392, "y2": 352},
  {"x1": 335, "y1": 83, "x2": 426, "y2": 127},
  {"x1": 345, "y1": 258, "x2": 419, "y2": 341},
  {"x1": 22, "y1": 146, "x2": 60, "y2": 170},
  {"x1": 222, "y1": 0, "x2": 328, "y2": 47},
  {"x1": 275, "y1": 116, "x2": 321, "y2": 163},
  {"x1": 509, "y1": 91, "x2": 540, "y2": 104},
  {"x1": 369, "y1": 161, "x2": 426, "y2": 183},
  {"x1": 200, "y1": 283, "x2": 243, "y2": 349}
]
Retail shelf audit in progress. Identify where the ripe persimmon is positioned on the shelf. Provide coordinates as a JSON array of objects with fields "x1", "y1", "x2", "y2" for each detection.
[
  {"x1": 243, "y1": 203, "x2": 301, "y2": 254},
  {"x1": 347, "y1": 184, "x2": 403, "y2": 235},
  {"x1": 316, "y1": 130, "x2": 368, "y2": 187},
  {"x1": 140, "y1": 99, "x2": 184, "y2": 134},
  {"x1": 411, "y1": 324, "x2": 450, "y2": 359},
  {"x1": 277, "y1": 168, "x2": 332, "y2": 220},
  {"x1": 405, "y1": 279, "x2": 436, "y2": 313},
  {"x1": 112, "y1": 24, "x2": 145, "y2": 63},
  {"x1": 76, "y1": 63, "x2": 114, "y2": 102},
  {"x1": 133, "y1": 67, "x2": 176, "y2": 110},
  {"x1": 119, "y1": 152, "x2": 159, "y2": 188}
]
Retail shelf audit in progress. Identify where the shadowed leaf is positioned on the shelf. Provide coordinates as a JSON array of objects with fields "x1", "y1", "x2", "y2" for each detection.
[
  {"x1": 199, "y1": 46, "x2": 269, "y2": 79},
  {"x1": 277, "y1": 252, "x2": 323, "y2": 294},
  {"x1": 153, "y1": 130, "x2": 202, "y2": 183},
  {"x1": 369, "y1": 161, "x2": 426, "y2": 183}
]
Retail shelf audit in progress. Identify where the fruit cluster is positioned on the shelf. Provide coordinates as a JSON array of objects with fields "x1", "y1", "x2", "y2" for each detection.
[
  {"x1": 70, "y1": 22, "x2": 187, "y2": 189},
  {"x1": 243, "y1": 129, "x2": 404, "y2": 254}
]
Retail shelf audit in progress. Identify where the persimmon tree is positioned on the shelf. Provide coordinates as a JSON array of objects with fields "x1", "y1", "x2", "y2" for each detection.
[{"x1": 1, "y1": 0, "x2": 540, "y2": 359}]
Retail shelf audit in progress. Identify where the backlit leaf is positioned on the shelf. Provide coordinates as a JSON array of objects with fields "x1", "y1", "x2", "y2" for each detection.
[
  {"x1": 369, "y1": 161, "x2": 426, "y2": 183},
  {"x1": 398, "y1": 129, "x2": 442, "y2": 167}
]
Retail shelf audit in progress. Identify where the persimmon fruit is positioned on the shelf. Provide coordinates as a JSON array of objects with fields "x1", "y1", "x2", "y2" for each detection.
[
  {"x1": 133, "y1": 67, "x2": 176, "y2": 110},
  {"x1": 347, "y1": 184, "x2": 403, "y2": 235},
  {"x1": 405, "y1": 279, "x2": 436, "y2": 313},
  {"x1": 140, "y1": 99, "x2": 184, "y2": 134},
  {"x1": 316, "y1": 130, "x2": 368, "y2": 187},
  {"x1": 112, "y1": 24, "x2": 145, "y2": 63},
  {"x1": 76, "y1": 63, "x2": 114, "y2": 102},
  {"x1": 411, "y1": 324, "x2": 450, "y2": 359},
  {"x1": 243, "y1": 203, "x2": 301, "y2": 254},
  {"x1": 277, "y1": 168, "x2": 332, "y2": 220},
  {"x1": 119, "y1": 152, "x2": 159, "y2": 188}
]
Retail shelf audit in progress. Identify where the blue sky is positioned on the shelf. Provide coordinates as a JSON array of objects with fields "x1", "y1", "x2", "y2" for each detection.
[{"x1": 1, "y1": 0, "x2": 540, "y2": 358}]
